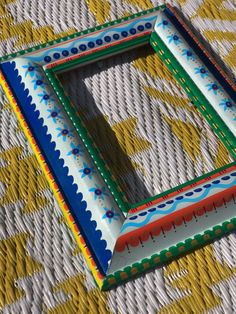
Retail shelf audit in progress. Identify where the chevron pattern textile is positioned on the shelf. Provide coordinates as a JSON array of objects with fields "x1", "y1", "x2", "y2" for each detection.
[{"x1": 0, "y1": 0, "x2": 236, "y2": 313}]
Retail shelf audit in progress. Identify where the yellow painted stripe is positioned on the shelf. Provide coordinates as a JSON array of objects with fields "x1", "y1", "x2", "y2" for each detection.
[{"x1": 0, "y1": 72, "x2": 104, "y2": 289}]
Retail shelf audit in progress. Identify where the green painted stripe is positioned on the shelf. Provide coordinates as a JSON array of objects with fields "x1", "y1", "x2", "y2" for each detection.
[
  {"x1": 52, "y1": 34, "x2": 150, "y2": 73},
  {"x1": 46, "y1": 69, "x2": 130, "y2": 214},
  {"x1": 150, "y1": 32, "x2": 236, "y2": 159},
  {"x1": 102, "y1": 218, "x2": 236, "y2": 290},
  {"x1": 130, "y1": 161, "x2": 236, "y2": 209},
  {"x1": 0, "y1": 5, "x2": 165, "y2": 63}
]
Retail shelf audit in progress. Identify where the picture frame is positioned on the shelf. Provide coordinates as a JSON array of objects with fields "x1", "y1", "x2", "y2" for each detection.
[{"x1": 0, "y1": 4, "x2": 235, "y2": 290}]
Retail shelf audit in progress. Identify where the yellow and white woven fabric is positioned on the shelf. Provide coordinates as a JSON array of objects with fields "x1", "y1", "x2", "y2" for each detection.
[{"x1": 0, "y1": 0, "x2": 236, "y2": 313}]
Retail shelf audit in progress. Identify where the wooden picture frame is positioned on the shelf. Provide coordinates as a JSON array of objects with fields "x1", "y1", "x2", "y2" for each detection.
[{"x1": 0, "y1": 4, "x2": 235, "y2": 290}]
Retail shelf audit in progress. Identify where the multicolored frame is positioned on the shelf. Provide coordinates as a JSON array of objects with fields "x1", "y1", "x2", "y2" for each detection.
[{"x1": 0, "y1": 4, "x2": 235, "y2": 290}]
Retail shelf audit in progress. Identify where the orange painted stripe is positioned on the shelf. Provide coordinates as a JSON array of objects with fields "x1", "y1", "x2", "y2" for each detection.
[
  {"x1": 130, "y1": 165, "x2": 236, "y2": 213},
  {"x1": 116, "y1": 185, "x2": 236, "y2": 252},
  {"x1": 0, "y1": 72, "x2": 104, "y2": 288},
  {"x1": 46, "y1": 31, "x2": 151, "y2": 69},
  {"x1": 167, "y1": 4, "x2": 236, "y2": 92}
]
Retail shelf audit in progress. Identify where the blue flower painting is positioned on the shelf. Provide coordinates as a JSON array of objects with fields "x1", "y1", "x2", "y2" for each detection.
[
  {"x1": 56, "y1": 124, "x2": 74, "y2": 142},
  {"x1": 102, "y1": 207, "x2": 120, "y2": 223},
  {"x1": 47, "y1": 107, "x2": 63, "y2": 123},
  {"x1": 194, "y1": 67, "x2": 209, "y2": 79},
  {"x1": 79, "y1": 162, "x2": 95, "y2": 179},
  {"x1": 167, "y1": 32, "x2": 182, "y2": 45},
  {"x1": 89, "y1": 184, "x2": 109, "y2": 200},
  {"x1": 22, "y1": 62, "x2": 38, "y2": 77},
  {"x1": 67, "y1": 142, "x2": 84, "y2": 158}
]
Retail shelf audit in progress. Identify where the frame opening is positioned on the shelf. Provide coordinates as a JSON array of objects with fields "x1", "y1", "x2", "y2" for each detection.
[{"x1": 58, "y1": 44, "x2": 233, "y2": 206}]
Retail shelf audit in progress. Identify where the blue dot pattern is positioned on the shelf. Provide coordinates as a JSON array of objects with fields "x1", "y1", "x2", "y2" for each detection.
[
  {"x1": 42, "y1": 22, "x2": 153, "y2": 62},
  {"x1": 62, "y1": 50, "x2": 69, "y2": 56},
  {"x1": 128, "y1": 172, "x2": 236, "y2": 220},
  {"x1": 79, "y1": 44, "x2": 86, "y2": 51},
  {"x1": 53, "y1": 53, "x2": 60, "y2": 59},
  {"x1": 71, "y1": 47, "x2": 78, "y2": 54}
]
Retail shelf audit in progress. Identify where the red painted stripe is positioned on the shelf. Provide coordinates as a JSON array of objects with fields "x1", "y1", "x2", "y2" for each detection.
[
  {"x1": 166, "y1": 4, "x2": 236, "y2": 92},
  {"x1": 115, "y1": 185, "x2": 236, "y2": 252},
  {"x1": 46, "y1": 31, "x2": 151, "y2": 69},
  {"x1": 129, "y1": 165, "x2": 236, "y2": 214},
  {"x1": 25, "y1": 12, "x2": 156, "y2": 57}
]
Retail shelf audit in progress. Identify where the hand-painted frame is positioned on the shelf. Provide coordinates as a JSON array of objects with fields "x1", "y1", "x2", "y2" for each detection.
[{"x1": 0, "y1": 4, "x2": 236, "y2": 290}]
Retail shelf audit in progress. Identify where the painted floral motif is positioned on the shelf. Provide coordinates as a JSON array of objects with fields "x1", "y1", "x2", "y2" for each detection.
[
  {"x1": 47, "y1": 107, "x2": 63, "y2": 123},
  {"x1": 56, "y1": 124, "x2": 74, "y2": 142},
  {"x1": 67, "y1": 142, "x2": 84, "y2": 159},
  {"x1": 206, "y1": 82, "x2": 222, "y2": 95},
  {"x1": 32, "y1": 75, "x2": 47, "y2": 90},
  {"x1": 102, "y1": 207, "x2": 120, "y2": 224},
  {"x1": 22, "y1": 62, "x2": 38, "y2": 77},
  {"x1": 38, "y1": 91, "x2": 54, "y2": 105},
  {"x1": 79, "y1": 162, "x2": 95, "y2": 179},
  {"x1": 167, "y1": 32, "x2": 182, "y2": 45},
  {"x1": 194, "y1": 67, "x2": 209, "y2": 79},
  {"x1": 219, "y1": 98, "x2": 234, "y2": 111},
  {"x1": 156, "y1": 19, "x2": 171, "y2": 30},
  {"x1": 89, "y1": 184, "x2": 109, "y2": 200},
  {"x1": 182, "y1": 49, "x2": 195, "y2": 61}
]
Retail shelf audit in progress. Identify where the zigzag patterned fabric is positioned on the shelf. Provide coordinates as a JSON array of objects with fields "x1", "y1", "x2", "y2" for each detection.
[{"x1": 0, "y1": 0, "x2": 235, "y2": 313}]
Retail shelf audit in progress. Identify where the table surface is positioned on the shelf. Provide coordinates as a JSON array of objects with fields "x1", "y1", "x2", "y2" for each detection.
[{"x1": 0, "y1": 0, "x2": 235, "y2": 313}]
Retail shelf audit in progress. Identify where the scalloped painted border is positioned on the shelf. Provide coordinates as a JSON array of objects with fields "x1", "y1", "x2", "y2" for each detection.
[
  {"x1": 0, "y1": 70, "x2": 105, "y2": 287},
  {"x1": 0, "y1": 60, "x2": 112, "y2": 274},
  {"x1": 0, "y1": 4, "x2": 235, "y2": 290}
]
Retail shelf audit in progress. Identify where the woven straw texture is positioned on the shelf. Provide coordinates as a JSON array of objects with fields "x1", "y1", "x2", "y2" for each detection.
[{"x1": 0, "y1": 0, "x2": 235, "y2": 313}]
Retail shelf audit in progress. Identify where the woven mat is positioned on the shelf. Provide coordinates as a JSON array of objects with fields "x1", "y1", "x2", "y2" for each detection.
[{"x1": 0, "y1": 0, "x2": 236, "y2": 313}]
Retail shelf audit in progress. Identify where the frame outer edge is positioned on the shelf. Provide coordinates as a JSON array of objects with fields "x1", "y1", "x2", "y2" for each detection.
[{"x1": 0, "y1": 70, "x2": 105, "y2": 289}]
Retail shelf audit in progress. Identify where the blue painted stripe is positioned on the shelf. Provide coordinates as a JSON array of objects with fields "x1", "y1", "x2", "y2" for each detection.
[
  {"x1": 164, "y1": 7, "x2": 236, "y2": 102},
  {"x1": 121, "y1": 179, "x2": 236, "y2": 232},
  {"x1": 0, "y1": 61, "x2": 112, "y2": 274},
  {"x1": 27, "y1": 16, "x2": 156, "y2": 62}
]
